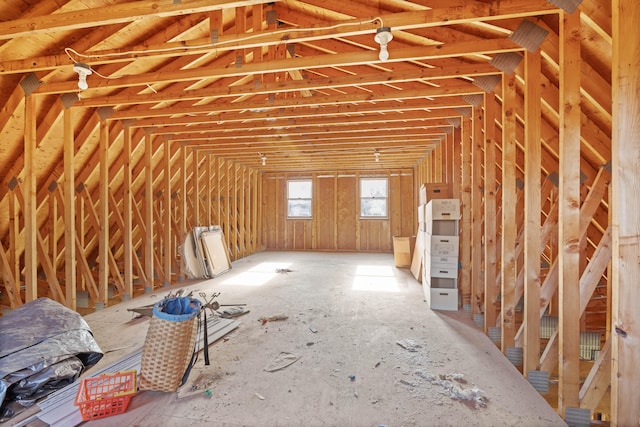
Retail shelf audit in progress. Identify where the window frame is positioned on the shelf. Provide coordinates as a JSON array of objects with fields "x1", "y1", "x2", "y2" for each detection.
[
  {"x1": 286, "y1": 178, "x2": 313, "y2": 219},
  {"x1": 359, "y1": 177, "x2": 388, "y2": 219}
]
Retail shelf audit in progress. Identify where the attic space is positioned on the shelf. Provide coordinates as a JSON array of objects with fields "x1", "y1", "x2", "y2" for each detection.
[{"x1": 0, "y1": 0, "x2": 639, "y2": 426}]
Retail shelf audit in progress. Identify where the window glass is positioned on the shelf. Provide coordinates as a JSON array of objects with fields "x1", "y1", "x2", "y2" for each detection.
[
  {"x1": 287, "y1": 180, "x2": 312, "y2": 218},
  {"x1": 360, "y1": 178, "x2": 387, "y2": 218}
]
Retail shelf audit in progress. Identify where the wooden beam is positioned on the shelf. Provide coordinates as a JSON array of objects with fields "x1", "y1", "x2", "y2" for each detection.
[
  {"x1": 251, "y1": 169, "x2": 259, "y2": 252},
  {"x1": 154, "y1": 116, "x2": 453, "y2": 138},
  {"x1": 76, "y1": 64, "x2": 496, "y2": 109},
  {"x1": 108, "y1": 192, "x2": 147, "y2": 291},
  {"x1": 132, "y1": 102, "x2": 467, "y2": 130},
  {"x1": 122, "y1": 124, "x2": 133, "y2": 299},
  {"x1": 523, "y1": 50, "x2": 542, "y2": 374},
  {"x1": 8, "y1": 192, "x2": 20, "y2": 299},
  {"x1": 239, "y1": 165, "x2": 247, "y2": 257},
  {"x1": 611, "y1": 0, "x2": 640, "y2": 423},
  {"x1": 515, "y1": 167, "x2": 609, "y2": 351},
  {"x1": 0, "y1": 243, "x2": 21, "y2": 308},
  {"x1": 501, "y1": 73, "x2": 517, "y2": 351},
  {"x1": 24, "y1": 94, "x2": 37, "y2": 302},
  {"x1": 63, "y1": 107, "x2": 77, "y2": 310},
  {"x1": 540, "y1": 226, "x2": 612, "y2": 374},
  {"x1": 214, "y1": 156, "x2": 221, "y2": 230},
  {"x1": 144, "y1": 132, "x2": 154, "y2": 292},
  {"x1": 163, "y1": 139, "x2": 172, "y2": 286},
  {"x1": 558, "y1": 9, "x2": 582, "y2": 415},
  {"x1": 0, "y1": 0, "x2": 278, "y2": 40},
  {"x1": 471, "y1": 105, "x2": 484, "y2": 315},
  {"x1": 4, "y1": 1, "x2": 559, "y2": 75},
  {"x1": 37, "y1": 38, "x2": 520, "y2": 95},
  {"x1": 460, "y1": 117, "x2": 472, "y2": 309},
  {"x1": 13, "y1": 184, "x2": 66, "y2": 304},
  {"x1": 452, "y1": 126, "x2": 462, "y2": 198},
  {"x1": 48, "y1": 187, "x2": 58, "y2": 271},
  {"x1": 192, "y1": 149, "x2": 200, "y2": 226},
  {"x1": 580, "y1": 337, "x2": 611, "y2": 410},
  {"x1": 98, "y1": 120, "x2": 110, "y2": 306},
  {"x1": 178, "y1": 145, "x2": 188, "y2": 280},
  {"x1": 484, "y1": 94, "x2": 498, "y2": 334},
  {"x1": 112, "y1": 83, "x2": 483, "y2": 122}
]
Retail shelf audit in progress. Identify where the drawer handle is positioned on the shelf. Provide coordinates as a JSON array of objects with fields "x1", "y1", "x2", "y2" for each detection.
[
  {"x1": 439, "y1": 292, "x2": 448, "y2": 296},
  {"x1": 439, "y1": 270, "x2": 448, "y2": 274}
]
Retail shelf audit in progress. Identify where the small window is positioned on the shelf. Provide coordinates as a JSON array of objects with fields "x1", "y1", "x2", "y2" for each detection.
[
  {"x1": 287, "y1": 179, "x2": 312, "y2": 218},
  {"x1": 360, "y1": 178, "x2": 388, "y2": 218}
]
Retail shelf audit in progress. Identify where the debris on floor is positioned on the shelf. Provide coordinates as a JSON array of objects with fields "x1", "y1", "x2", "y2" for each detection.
[
  {"x1": 396, "y1": 339, "x2": 422, "y2": 352},
  {"x1": 259, "y1": 314, "x2": 289, "y2": 324},
  {"x1": 221, "y1": 306, "x2": 250, "y2": 319},
  {"x1": 264, "y1": 352, "x2": 300, "y2": 372},
  {"x1": 275, "y1": 268, "x2": 293, "y2": 274},
  {"x1": 404, "y1": 370, "x2": 487, "y2": 409}
]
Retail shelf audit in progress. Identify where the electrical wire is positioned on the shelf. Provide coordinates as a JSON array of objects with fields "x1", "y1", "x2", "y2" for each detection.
[{"x1": 64, "y1": 17, "x2": 384, "y2": 62}]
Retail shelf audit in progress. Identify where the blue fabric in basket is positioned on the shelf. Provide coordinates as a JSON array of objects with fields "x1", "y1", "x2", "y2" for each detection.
[{"x1": 153, "y1": 297, "x2": 201, "y2": 322}]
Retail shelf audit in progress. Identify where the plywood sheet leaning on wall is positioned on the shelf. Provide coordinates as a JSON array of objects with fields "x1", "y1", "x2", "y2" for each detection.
[
  {"x1": 181, "y1": 226, "x2": 231, "y2": 279},
  {"x1": 200, "y1": 230, "x2": 232, "y2": 277}
]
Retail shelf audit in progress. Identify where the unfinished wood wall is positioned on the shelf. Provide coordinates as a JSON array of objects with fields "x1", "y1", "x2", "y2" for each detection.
[
  {"x1": 0, "y1": 113, "x2": 263, "y2": 313},
  {"x1": 262, "y1": 170, "x2": 415, "y2": 251}
]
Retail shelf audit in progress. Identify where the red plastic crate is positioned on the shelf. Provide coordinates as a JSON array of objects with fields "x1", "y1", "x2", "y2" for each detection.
[{"x1": 74, "y1": 370, "x2": 137, "y2": 421}]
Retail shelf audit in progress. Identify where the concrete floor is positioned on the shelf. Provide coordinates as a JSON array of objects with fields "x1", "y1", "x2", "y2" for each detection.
[{"x1": 80, "y1": 251, "x2": 566, "y2": 427}]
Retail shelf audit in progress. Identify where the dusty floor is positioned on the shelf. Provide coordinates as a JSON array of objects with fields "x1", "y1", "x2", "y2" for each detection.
[{"x1": 80, "y1": 251, "x2": 565, "y2": 427}]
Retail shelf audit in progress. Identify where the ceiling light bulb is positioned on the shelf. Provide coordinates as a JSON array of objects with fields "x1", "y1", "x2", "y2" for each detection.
[
  {"x1": 374, "y1": 151, "x2": 380, "y2": 162},
  {"x1": 261, "y1": 155, "x2": 267, "y2": 166},
  {"x1": 73, "y1": 62, "x2": 92, "y2": 90},
  {"x1": 374, "y1": 27, "x2": 393, "y2": 62},
  {"x1": 379, "y1": 46, "x2": 389, "y2": 61}
]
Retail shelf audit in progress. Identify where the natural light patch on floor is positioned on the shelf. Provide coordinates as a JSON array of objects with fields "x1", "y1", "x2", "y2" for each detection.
[
  {"x1": 352, "y1": 265, "x2": 400, "y2": 292},
  {"x1": 220, "y1": 262, "x2": 293, "y2": 286}
]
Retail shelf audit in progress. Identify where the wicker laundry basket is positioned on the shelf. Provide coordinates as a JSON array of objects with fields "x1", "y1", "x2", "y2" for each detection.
[{"x1": 139, "y1": 297, "x2": 201, "y2": 392}]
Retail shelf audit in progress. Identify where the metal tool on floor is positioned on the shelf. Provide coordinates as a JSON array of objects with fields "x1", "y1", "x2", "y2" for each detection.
[
  {"x1": 198, "y1": 292, "x2": 220, "y2": 366},
  {"x1": 199, "y1": 292, "x2": 221, "y2": 314}
]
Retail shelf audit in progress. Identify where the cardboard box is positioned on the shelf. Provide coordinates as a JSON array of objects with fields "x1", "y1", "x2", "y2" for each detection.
[
  {"x1": 424, "y1": 287, "x2": 459, "y2": 311},
  {"x1": 425, "y1": 199, "x2": 461, "y2": 221},
  {"x1": 425, "y1": 235, "x2": 459, "y2": 256},
  {"x1": 429, "y1": 277, "x2": 458, "y2": 289},
  {"x1": 420, "y1": 183, "x2": 451, "y2": 204},
  {"x1": 424, "y1": 219, "x2": 458, "y2": 236},
  {"x1": 393, "y1": 236, "x2": 416, "y2": 268},
  {"x1": 417, "y1": 204, "x2": 426, "y2": 223},
  {"x1": 424, "y1": 261, "x2": 458, "y2": 279}
]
